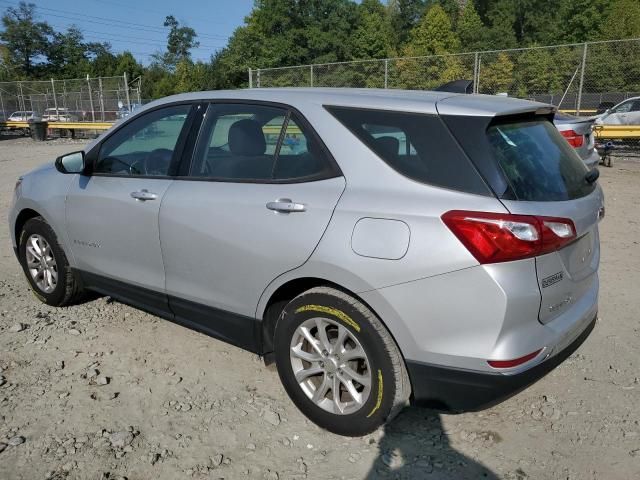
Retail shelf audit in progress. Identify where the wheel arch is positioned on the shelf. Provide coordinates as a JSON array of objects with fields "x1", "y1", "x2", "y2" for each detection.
[
  {"x1": 14, "y1": 208, "x2": 43, "y2": 249},
  {"x1": 259, "y1": 276, "x2": 408, "y2": 365}
]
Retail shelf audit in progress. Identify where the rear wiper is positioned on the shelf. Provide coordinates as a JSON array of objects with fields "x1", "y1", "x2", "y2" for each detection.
[{"x1": 585, "y1": 168, "x2": 600, "y2": 184}]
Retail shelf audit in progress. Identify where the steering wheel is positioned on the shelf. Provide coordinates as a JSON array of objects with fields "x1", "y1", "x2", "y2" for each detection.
[{"x1": 141, "y1": 148, "x2": 173, "y2": 176}]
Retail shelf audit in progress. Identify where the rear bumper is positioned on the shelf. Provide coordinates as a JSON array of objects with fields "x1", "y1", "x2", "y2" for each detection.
[
  {"x1": 583, "y1": 149, "x2": 600, "y2": 169},
  {"x1": 406, "y1": 313, "x2": 596, "y2": 412}
]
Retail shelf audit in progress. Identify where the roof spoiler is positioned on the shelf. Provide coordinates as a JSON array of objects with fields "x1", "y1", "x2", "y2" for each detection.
[{"x1": 434, "y1": 80, "x2": 473, "y2": 94}]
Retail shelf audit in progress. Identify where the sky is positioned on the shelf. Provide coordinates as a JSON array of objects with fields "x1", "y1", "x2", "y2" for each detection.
[{"x1": 0, "y1": 0, "x2": 255, "y2": 63}]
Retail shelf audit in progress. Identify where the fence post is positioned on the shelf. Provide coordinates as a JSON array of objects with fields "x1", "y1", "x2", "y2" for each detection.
[
  {"x1": 257, "y1": 69, "x2": 261, "y2": 88},
  {"x1": 576, "y1": 43, "x2": 588, "y2": 115},
  {"x1": 0, "y1": 89, "x2": 4, "y2": 116},
  {"x1": 123, "y1": 72, "x2": 132, "y2": 112},
  {"x1": 310, "y1": 65, "x2": 314, "y2": 87},
  {"x1": 50, "y1": 79, "x2": 59, "y2": 117},
  {"x1": 98, "y1": 77, "x2": 105, "y2": 122},
  {"x1": 384, "y1": 59, "x2": 389, "y2": 89},
  {"x1": 473, "y1": 52, "x2": 479, "y2": 94},
  {"x1": 248, "y1": 68, "x2": 253, "y2": 88},
  {"x1": 87, "y1": 75, "x2": 96, "y2": 122},
  {"x1": 18, "y1": 81, "x2": 25, "y2": 113}
]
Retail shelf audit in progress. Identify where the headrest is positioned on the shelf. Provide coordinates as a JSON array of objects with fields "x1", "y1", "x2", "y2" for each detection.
[
  {"x1": 375, "y1": 136, "x2": 400, "y2": 156},
  {"x1": 228, "y1": 119, "x2": 266, "y2": 156}
]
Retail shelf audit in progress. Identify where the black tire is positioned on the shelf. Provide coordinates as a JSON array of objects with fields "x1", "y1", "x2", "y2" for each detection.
[
  {"x1": 18, "y1": 216, "x2": 84, "y2": 306},
  {"x1": 274, "y1": 286, "x2": 411, "y2": 436}
]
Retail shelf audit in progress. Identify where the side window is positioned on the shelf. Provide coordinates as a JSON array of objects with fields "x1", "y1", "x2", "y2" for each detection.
[
  {"x1": 190, "y1": 105, "x2": 334, "y2": 182},
  {"x1": 631, "y1": 100, "x2": 640, "y2": 112},
  {"x1": 273, "y1": 114, "x2": 333, "y2": 180},
  {"x1": 95, "y1": 104, "x2": 190, "y2": 176},
  {"x1": 326, "y1": 106, "x2": 489, "y2": 195}
]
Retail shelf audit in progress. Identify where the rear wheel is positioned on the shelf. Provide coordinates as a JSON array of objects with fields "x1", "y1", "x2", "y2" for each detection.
[
  {"x1": 18, "y1": 216, "x2": 83, "y2": 306},
  {"x1": 274, "y1": 286, "x2": 410, "y2": 436}
]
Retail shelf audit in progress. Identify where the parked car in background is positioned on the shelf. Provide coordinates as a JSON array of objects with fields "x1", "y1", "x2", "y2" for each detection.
[
  {"x1": 8, "y1": 111, "x2": 37, "y2": 122},
  {"x1": 594, "y1": 96, "x2": 640, "y2": 125},
  {"x1": 4, "y1": 111, "x2": 37, "y2": 136},
  {"x1": 9, "y1": 89, "x2": 603, "y2": 436},
  {"x1": 42, "y1": 107, "x2": 79, "y2": 122},
  {"x1": 116, "y1": 103, "x2": 142, "y2": 120},
  {"x1": 553, "y1": 113, "x2": 600, "y2": 169}
]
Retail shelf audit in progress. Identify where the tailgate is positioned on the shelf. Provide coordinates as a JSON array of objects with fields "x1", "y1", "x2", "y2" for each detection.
[{"x1": 503, "y1": 187, "x2": 604, "y2": 323}]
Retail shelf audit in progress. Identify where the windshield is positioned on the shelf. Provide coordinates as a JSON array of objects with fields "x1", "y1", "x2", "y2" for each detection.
[{"x1": 487, "y1": 120, "x2": 595, "y2": 201}]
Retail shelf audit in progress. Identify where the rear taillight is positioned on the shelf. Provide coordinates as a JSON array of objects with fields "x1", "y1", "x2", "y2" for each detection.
[
  {"x1": 441, "y1": 211, "x2": 576, "y2": 264},
  {"x1": 559, "y1": 129, "x2": 584, "y2": 148}
]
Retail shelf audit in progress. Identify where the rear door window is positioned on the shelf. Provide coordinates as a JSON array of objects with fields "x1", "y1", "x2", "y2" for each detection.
[
  {"x1": 326, "y1": 106, "x2": 490, "y2": 196},
  {"x1": 189, "y1": 104, "x2": 337, "y2": 182},
  {"x1": 487, "y1": 120, "x2": 594, "y2": 201}
]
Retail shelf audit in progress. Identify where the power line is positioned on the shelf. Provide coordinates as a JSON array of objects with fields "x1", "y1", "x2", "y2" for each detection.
[
  {"x1": 0, "y1": 0, "x2": 229, "y2": 41},
  {"x1": 47, "y1": 23, "x2": 225, "y2": 50},
  {"x1": 85, "y1": 0, "x2": 234, "y2": 27}
]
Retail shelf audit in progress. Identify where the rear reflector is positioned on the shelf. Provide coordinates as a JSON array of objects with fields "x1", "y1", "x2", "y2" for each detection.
[
  {"x1": 559, "y1": 129, "x2": 584, "y2": 148},
  {"x1": 488, "y1": 349, "x2": 542, "y2": 369},
  {"x1": 442, "y1": 211, "x2": 576, "y2": 264}
]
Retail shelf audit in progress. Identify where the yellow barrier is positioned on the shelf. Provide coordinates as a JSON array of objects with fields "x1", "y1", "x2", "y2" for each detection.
[
  {"x1": 0, "y1": 121, "x2": 113, "y2": 130},
  {"x1": 559, "y1": 109, "x2": 598, "y2": 114},
  {"x1": 594, "y1": 125, "x2": 640, "y2": 139}
]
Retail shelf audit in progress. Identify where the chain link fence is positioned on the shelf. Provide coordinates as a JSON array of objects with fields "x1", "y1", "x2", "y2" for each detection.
[
  {"x1": 0, "y1": 74, "x2": 142, "y2": 122},
  {"x1": 250, "y1": 38, "x2": 640, "y2": 115}
]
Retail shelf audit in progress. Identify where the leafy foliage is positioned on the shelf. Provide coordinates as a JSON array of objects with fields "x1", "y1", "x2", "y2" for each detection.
[{"x1": 0, "y1": 0, "x2": 638, "y2": 99}]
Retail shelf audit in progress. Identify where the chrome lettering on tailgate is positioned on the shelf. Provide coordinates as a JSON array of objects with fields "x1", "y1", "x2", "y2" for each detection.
[{"x1": 542, "y1": 271, "x2": 563, "y2": 288}]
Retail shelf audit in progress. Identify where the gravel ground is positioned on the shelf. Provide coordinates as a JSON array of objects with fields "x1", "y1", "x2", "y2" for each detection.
[{"x1": 0, "y1": 136, "x2": 638, "y2": 480}]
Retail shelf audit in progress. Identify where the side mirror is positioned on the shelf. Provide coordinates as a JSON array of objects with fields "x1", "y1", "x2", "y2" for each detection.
[{"x1": 55, "y1": 151, "x2": 85, "y2": 174}]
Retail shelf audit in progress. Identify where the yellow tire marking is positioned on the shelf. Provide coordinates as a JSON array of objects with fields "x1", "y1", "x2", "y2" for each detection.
[
  {"x1": 295, "y1": 305, "x2": 360, "y2": 332},
  {"x1": 367, "y1": 370, "x2": 383, "y2": 418}
]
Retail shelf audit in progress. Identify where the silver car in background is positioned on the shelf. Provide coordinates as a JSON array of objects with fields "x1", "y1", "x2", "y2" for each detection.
[
  {"x1": 554, "y1": 113, "x2": 600, "y2": 168},
  {"x1": 9, "y1": 89, "x2": 603, "y2": 436},
  {"x1": 595, "y1": 96, "x2": 640, "y2": 125}
]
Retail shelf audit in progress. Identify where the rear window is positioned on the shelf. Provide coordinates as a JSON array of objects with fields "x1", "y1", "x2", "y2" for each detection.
[
  {"x1": 487, "y1": 120, "x2": 594, "y2": 201},
  {"x1": 326, "y1": 106, "x2": 490, "y2": 196}
]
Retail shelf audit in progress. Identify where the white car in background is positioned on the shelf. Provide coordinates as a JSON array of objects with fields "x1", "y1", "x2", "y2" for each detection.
[
  {"x1": 42, "y1": 108, "x2": 78, "y2": 122},
  {"x1": 594, "y1": 97, "x2": 640, "y2": 125}
]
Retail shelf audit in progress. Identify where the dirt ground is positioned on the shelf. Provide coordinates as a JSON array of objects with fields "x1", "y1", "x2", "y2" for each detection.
[{"x1": 0, "y1": 135, "x2": 638, "y2": 480}]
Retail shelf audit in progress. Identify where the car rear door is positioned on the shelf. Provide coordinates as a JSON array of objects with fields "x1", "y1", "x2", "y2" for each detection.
[
  {"x1": 65, "y1": 103, "x2": 195, "y2": 311},
  {"x1": 158, "y1": 102, "x2": 345, "y2": 350}
]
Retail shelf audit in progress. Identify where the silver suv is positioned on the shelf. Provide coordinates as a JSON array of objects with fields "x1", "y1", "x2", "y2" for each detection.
[{"x1": 9, "y1": 89, "x2": 603, "y2": 436}]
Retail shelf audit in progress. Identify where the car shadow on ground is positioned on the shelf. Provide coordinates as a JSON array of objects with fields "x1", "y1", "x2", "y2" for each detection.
[{"x1": 364, "y1": 407, "x2": 499, "y2": 480}]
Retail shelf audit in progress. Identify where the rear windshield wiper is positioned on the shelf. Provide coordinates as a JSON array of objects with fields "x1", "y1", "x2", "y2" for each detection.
[{"x1": 585, "y1": 168, "x2": 600, "y2": 184}]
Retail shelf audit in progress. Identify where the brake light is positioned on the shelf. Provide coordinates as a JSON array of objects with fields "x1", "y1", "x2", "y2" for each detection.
[
  {"x1": 487, "y1": 349, "x2": 542, "y2": 369},
  {"x1": 560, "y1": 129, "x2": 584, "y2": 148},
  {"x1": 441, "y1": 211, "x2": 576, "y2": 264}
]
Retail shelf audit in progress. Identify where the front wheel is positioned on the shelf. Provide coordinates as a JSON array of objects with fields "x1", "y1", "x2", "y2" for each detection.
[
  {"x1": 18, "y1": 216, "x2": 84, "y2": 306},
  {"x1": 274, "y1": 287, "x2": 411, "y2": 436}
]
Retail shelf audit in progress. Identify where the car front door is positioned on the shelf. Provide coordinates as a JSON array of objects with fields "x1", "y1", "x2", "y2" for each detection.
[
  {"x1": 158, "y1": 102, "x2": 345, "y2": 350},
  {"x1": 65, "y1": 103, "x2": 194, "y2": 312}
]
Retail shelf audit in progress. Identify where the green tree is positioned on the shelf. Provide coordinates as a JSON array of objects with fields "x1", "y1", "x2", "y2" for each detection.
[
  {"x1": 399, "y1": 5, "x2": 464, "y2": 88},
  {"x1": 0, "y1": 1, "x2": 53, "y2": 77},
  {"x1": 484, "y1": 0, "x2": 518, "y2": 49},
  {"x1": 457, "y1": 1, "x2": 489, "y2": 51},
  {"x1": 153, "y1": 15, "x2": 199, "y2": 71},
  {"x1": 352, "y1": 0, "x2": 392, "y2": 60},
  {"x1": 46, "y1": 26, "x2": 93, "y2": 77},
  {"x1": 174, "y1": 59, "x2": 207, "y2": 92},
  {"x1": 478, "y1": 52, "x2": 514, "y2": 94},
  {"x1": 388, "y1": 0, "x2": 427, "y2": 48},
  {"x1": 558, "y1": 0, "x2": 610, "y2": 42},
  {"x1": 601, "y1": 0, "x2": 640, "y2": 39}
]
